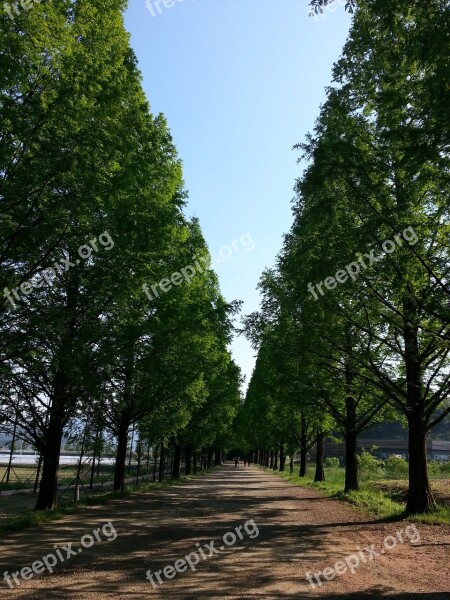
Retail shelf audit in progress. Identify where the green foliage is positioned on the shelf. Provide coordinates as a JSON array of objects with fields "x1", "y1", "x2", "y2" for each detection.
[
  {"x1": 309, "y1": 0, "x2": 357, "y2": 16},
  {"x1": 240, "y1": 0, "x2": 450, "y2": 514},
  {"x1": 357, "y1": 448, "x2": 384, "y2": 480},
  {"x1": 385, "y1": 456, "x2": 409, "y2": 478},
  {"x1": 427, "y1": 461, "x2": 450, "y2": 478},
  {"x1": 264, "y1": 465, "x2": 449, "y2": 524},
  {"x1": 0, "y1": 1, "x2": 241, "y2": 508}
]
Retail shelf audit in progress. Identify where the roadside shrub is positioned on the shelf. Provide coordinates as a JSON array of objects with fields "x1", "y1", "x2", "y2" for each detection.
[
  {"x1": 324, "y1": 457, "x2": 340, "y2": 468},
  {"x1": 384, "y1": 455, "x2": 408, "y2": 478},
  {"x1": 440, "y1": 461, "x2": 450, "y2": 475},
  {"x1": 358, "y1": 448, "x2": 384, "y2": 480},
  {"x1": 428, "y1": 460, "x2": 450, "y2": 478}
]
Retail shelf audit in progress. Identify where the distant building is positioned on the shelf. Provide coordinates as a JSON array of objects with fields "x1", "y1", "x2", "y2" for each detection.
[{"x1": 321, "y1": 438, "x2": 450, "y2": 461}]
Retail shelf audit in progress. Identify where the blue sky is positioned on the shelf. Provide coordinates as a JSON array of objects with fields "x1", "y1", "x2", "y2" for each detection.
[{"x1": 124, "y1": 0, "x2": 351, "y2": 390}]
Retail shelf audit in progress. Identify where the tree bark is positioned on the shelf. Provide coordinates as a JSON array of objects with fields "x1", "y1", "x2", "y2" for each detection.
[
  {"x1": 344, "y1": 344, "x2": 359, "y2": 492},
  {"x1": 128, "y1": 424, "x2": 135, "y2": 469},
  {"x1": 34, "y1": 414, "x2": 64, "y2": 510},
  {"x1": 35, "y1": 373, "x2": 67, "y2": 511},
  {"x1": 89, "y1": 429, "x2": 100, "y2": 489},
  {"x1": 185, "y1": 444, "x2": 192, "y2": 476},
  {"x1": 273, "y1": 449, "x2": 278, "y2": 470},
  {"x1": 158, "y1": 441, "x2": 165, "y2": 482},
  {"x1": 299, "y1": 413, "x2": 307, "y2": 477},
  {"x1": 74, "y1": 423, "x2": 87, "y2": 501},
  {"x1": 172, "y1": 443, "x2": 181, "y2": 478},
  {"x1": 279, "y1": 443, "x2": 285, "y2": 472},
  {"x1": 5, "y1": 415, "x2": 17, "y2": 484},
  {"x1": 314, "y1": 428, "x2": 325, "y2": 482},
  {"x1": 406, "y1": 411, "x2": 436, "y2": 513},
  {"x1": 269, "y1": 450, "x2": 274, "y2": 469},
  {"x1": 113, "y1": 413, "x2": 130, "y2": 491},
  {"x1": 152, "y1": 444, "x2": 158, "y2": 482},
  {"x1": 344, "y1": 425, "x2": 358, "y2": 492},
  {"x1": 289, "y1": 453, "x2": 294, "y2": 474},
  {"x1": 33, "y1": 452, "x2": 43, "y2": 495},
  {"x1": 135, "y1": 438, "x2": 142, "y2": 486},
  {"x1": 403, "y1": 297, "x2": 436, "y2": 513}
]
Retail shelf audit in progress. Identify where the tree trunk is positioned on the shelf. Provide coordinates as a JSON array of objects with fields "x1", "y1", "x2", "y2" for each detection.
[
  {"x1": 34, "y1": 416, "x2": 64, "y2": 510},
  {"x1": 89, "y1": 429, "x2": 100, "y2": 489},
  {"x1": 279, "y1": 443, "x2": 285, "y2": 471},
  {"x1": 158, "y1": 441, "x2": 165, "y2": 482},
  {"x1": 299, "y1": 413, "x2": 307, "y2": 477},
  {"x1": 273, "y1": 449, "x2": 278, "y2": 470},
  {"x1": 265, "y1": 449, "x2": 269, "y2": 467},
  {"x1": 135, "y1": 438, "x2": 142, "y2": 486},
  {"x1": 289, "y1": 453, "x2": 294, "y2": 474},
  {"x1": 152, "y1": 444, "x2": 158, "y2": 482},
  {"x1": 207, "y1": 447, "x2": 213, "y2": 468},
  {"x1": 344, "y1": 428, "x2": 358, "y2": 492},
  {"x1": 74, "y1": 423, "x2": 88, "y2": 502},
  {"x1": 33, "y1": 452, "x2": 43, "y2": 495},
  {"x1": 113, "y1": 413, "x2": 130, "y2": 491},
  {"x1": 269, "y1": 450, "x2": 274, "y2": 469},
  {"x1": 403, "y1": 297, "x2": 436, "y2": 514},
  {"x1": 406, "y1": 411, "x2": 436, "y2": 513},
  {"x1": 185, "y1": 444, "x2": 192, "y2": 476},
  {"x1": 169, "y1": 446, "x2": 174, "y2": 475},
  {"x1": 35, "y1": 378, "x2": 66, "y2": 511},
  {"x1": 172, "y1": 443, "x2": 181, "y2": 478},
  {"x1": 193, "y1": 451, "x2": 197, "y2": 474},
  {"x1": 128, "y1": 424, "x2": 135, "y2": 469},
  {"x1": 5, "y1": 415, "x2": 17, "y2": 484},
  {"x1": 314, "y1": 429, "x2": 325, "y2": 482}
]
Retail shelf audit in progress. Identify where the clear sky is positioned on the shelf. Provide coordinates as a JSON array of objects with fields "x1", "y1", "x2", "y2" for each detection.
[{"x1": 124, "y1": 0, "x2": 351, "y2": 390}]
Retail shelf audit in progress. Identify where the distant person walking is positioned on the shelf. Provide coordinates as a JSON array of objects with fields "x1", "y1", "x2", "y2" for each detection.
[{"x1": 234, "y1": 457, "x2": 240, "y2": 469}]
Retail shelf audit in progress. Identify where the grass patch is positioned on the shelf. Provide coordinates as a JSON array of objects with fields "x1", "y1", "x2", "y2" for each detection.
[
  {"x1": 261, "y1": 466, "x2": 450, "y2": 525},
  {"x1": 0, "y1": 464, "x2": 156, "y2": 492},
  {"x1": 408, "y1": 505, "x2": 450, "y2": 525},
  {"x1": 0, "y1": 503, "x2": 88, "y2": 535}
]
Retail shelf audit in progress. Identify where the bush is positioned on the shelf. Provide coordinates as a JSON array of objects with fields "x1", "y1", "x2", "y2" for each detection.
[
  {"x1": 358, "y1": 448, "x2": 384, "y2": 480},
  {"x1": 428, "y1": 460, "x2": 450, "y2": 478},
  {"x1": 440, "y1": 461, "x2": 450, "y2": 475},
  {"x1": 324, "y1": 457, "x2": 340, "y2": 468},
  {"x1": 384, "y1": 455, "x2": 408, "y2": 478}
]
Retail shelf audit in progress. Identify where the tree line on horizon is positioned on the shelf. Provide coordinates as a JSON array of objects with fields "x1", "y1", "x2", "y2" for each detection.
[
  {"x1": 237, "y1": 0, "x2": 450, "y2": 515},
  {"x1": 0, "y1": 1, "x2": 241, "y2": 510}
]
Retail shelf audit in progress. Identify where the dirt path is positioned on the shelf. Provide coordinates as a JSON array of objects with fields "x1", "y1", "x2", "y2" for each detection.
[{"x1": 1, "y1": 464, "x2": 449, "y2": 599}]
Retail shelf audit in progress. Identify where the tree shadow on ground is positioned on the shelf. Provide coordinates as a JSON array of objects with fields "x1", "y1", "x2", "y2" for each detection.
[{"x1": 0, "y1": 465, "x2": 448, "y2": 600}]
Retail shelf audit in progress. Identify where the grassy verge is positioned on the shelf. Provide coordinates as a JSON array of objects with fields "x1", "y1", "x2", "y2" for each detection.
[
  {"x1": 0, "y1": 465, "x2": 156, "y2": 492},
  {"x1": 0, "y1": 466, "x2": 220, "y2": 535},
  {"x1": 260, "y1": 466, "x2": 450, "y2": 525}
]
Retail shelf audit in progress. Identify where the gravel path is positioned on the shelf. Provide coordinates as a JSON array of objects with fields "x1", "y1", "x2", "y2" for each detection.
[{"x1": 1, "y1": 464, "x2": 449, "y2": 599}]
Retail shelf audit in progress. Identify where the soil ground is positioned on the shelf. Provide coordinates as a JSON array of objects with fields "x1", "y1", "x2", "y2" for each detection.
[{"x1": 0, "y1": 464, "x2": 449, "y2": 599}]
